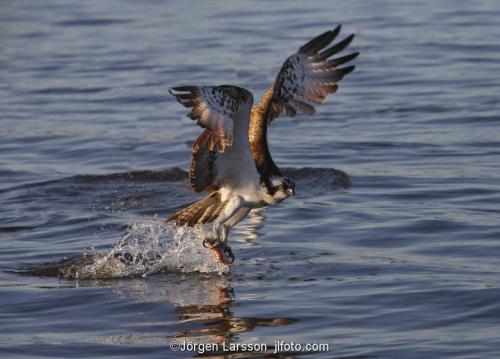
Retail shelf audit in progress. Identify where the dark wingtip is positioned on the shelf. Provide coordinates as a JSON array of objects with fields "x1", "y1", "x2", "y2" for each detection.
[
  {"x1": 328, "y1": 51, "x2": 360, "y2": 67},
  {"x1": 350, "y1": 51, "x2": 360, "y2": 59},
  {"x1": 320, "y1": 33, "x2": 356, "y2": 59},
  {"x1": 299, "y1": 24, "x2": 343, "y2": 55},
  {"x1": 331, "y1": 24, "x2": 342, "y2": 38},
  {"x1": 328, "y1": 65, "x2": 356, "y2": 82},
  {"x1": 339, "y1": 65, "x2": 356, "y2": 76}
]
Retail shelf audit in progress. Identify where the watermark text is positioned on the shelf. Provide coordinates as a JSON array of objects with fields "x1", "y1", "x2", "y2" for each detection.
[{"x1": 169, "y1": 340, "x2": 330, "y2": 354}]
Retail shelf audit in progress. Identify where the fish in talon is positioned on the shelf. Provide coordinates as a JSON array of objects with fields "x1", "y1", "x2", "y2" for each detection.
[{"x1": 211, "y1": 243, "x2": 235, "y2": 265}]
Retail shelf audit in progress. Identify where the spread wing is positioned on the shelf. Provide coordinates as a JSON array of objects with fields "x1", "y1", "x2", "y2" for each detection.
[
  {"x1": 170, "y1": 85, "x2": 244, "y2": 152},
  {"x1": 169, "y1": 85, "x2": 251, "y2": 193},
  {"x1": 254, "y1": 24, "x2": 358, "y2": 121}
]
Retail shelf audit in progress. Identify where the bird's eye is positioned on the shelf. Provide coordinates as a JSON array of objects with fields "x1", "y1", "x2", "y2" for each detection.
[{"x1": 283, "y1": 178, "x2": 294, "y2": 189}]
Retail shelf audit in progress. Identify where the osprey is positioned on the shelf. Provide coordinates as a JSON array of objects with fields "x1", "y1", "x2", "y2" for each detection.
[{"x1": 168, "y1": 25, "x2": 358, "y2": 264}]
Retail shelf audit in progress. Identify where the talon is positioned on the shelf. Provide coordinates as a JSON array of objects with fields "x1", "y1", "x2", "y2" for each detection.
[
  {"x1": 203, "y1": 238, "x2": 217, "y2": 248},
  {"x1": 222, "y1": 245, "x2": 235, "y2": 264},
  {"x1": 225, "y1": 252, "x2": 235, "y2": 264}
]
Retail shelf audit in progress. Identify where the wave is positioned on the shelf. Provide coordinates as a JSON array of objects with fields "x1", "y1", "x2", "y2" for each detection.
[{"x1": 1, "y1": 166, "x2": 349, "y2": 194}]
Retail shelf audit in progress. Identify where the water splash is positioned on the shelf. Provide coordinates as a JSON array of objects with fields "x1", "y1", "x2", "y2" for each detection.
[{"x1": 27, "y1": 218, "x2": 229, "y2": 279}]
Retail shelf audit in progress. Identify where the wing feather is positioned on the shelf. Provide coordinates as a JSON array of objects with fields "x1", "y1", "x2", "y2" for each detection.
[
  {"x1": 170, "y1": 85, "x2": 248, "y2": 152},
  {"x1": 254, "y1": 25, "x2": 358, "y2": 122},
  {"x1": 190, "y1": 130, "x2": 218, "y2": 193},
  {"x1": 168, "y1": 192, "x2": 225, "y2": 227},
  {"x1": 170, "y1": 85, "x2": 252, "y2": 193}
]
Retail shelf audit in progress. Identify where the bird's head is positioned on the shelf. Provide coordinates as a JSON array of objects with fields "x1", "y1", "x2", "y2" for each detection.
[{"x1": 268, "y1": 176, "x2": 296, "y2": 202}]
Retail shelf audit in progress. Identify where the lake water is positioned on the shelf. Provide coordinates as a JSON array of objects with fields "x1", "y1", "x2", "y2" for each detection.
[{"x1": 2, "y1": 0, "x2": 500, "y2": 358}]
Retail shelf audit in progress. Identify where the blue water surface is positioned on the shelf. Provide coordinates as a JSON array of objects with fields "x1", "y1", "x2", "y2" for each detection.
[{"x1": 1, "y1": 1, "x2": 500, "y2": 358}]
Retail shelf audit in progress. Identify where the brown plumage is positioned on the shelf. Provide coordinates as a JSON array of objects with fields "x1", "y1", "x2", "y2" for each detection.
[
  {"x1": 168, "y1": 85, "x2": 252, "y2": 228},
  {"x1": 168, "y1": 192, "x2": 226, "y2": 227},
  {"x1": 190, "y1": 129, "x2": 219, "y2": 193},
  {"x1": 248, "y1": 25, "x2": 358, "y2": 180},
  {"x1": 169, "y1": 86, "x2": 247, "y2": 152},
  {"x1": 170, "y1": 85, "x2": 251, "y2": 195}
]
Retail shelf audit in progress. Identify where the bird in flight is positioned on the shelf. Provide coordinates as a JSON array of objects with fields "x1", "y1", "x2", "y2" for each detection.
[{"x1": 168, "y1": 25, "x2": 358, "y2": 264}]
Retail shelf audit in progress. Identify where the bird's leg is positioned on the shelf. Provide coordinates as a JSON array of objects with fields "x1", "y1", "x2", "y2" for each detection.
[
  {"x1": 207, "y1": 197, "x2": 244, "y2": 264},
  {"x1": 202, "y1": 212, "x2": 228, "y2": 249},
  {"x1": 201, "y1": 216, "x2": 226, "y2": 249},
  {"x1": 221, "y1": 206, "x2": 251, "y2": 243},
  {"x1": 212, "y1": 197, "x2": 243, "y2": 243},
  {"x1": 216, "y1": 207, "x2": 252, "y2": 264},
  {"x1": 202, "y1": 237, "x2": 218, "y2": 249}
]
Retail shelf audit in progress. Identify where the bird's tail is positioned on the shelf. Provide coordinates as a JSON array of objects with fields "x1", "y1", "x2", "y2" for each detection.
[{"x1": 167, "y1": 192, "x2": 225, "y2": 227}]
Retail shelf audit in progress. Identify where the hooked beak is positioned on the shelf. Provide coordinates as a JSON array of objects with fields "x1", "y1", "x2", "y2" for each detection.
[{"x1": 287, "y1": 187, "x2": 296, "y2": 197}]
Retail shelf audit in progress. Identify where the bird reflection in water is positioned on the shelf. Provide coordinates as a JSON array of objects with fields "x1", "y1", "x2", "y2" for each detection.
[
  {"x1": 98, "y1": 273, "x2": 297, "y2": 357},
  {"x1": 174, "y1": 280, "x2": 296, "y2": 344}
]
